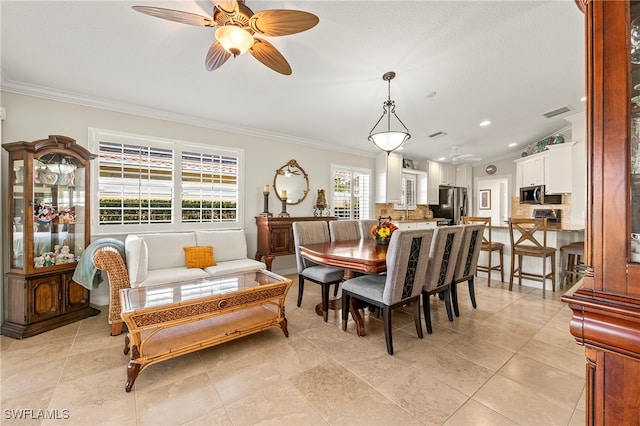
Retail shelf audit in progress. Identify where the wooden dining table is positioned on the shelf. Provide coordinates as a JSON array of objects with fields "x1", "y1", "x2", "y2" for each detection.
[{"x1": 299, "y1": 238, "x2": 388, "y2": 334}]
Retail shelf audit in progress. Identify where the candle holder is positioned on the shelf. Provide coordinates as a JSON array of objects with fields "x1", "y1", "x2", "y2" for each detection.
[
  {"x1": 278, "y1": 197, "x2": 290, "y2": 217},
  {"x1": 259, "y1": 191, "x2": 272, "y2": 217}
]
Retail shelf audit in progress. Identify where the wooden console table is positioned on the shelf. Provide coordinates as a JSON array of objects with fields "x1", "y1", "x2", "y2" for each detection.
[
  {"x1": 119, "y1": 270, "x2": 291, "y2": 392},
  {"x1": 255, "y1": 216, "x2": 335, "y2": 270}
]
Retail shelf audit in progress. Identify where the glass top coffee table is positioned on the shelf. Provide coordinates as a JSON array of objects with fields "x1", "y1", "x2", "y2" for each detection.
[{"x1": 119, "y1": 269, "x2": 291, "y2": 392}]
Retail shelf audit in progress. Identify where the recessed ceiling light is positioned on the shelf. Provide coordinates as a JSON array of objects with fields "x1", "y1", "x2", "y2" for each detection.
[
  {"x1": 581, "y1": 96, "x2": 587, "y2": 102},
  {"x1": 508, "y1": 142, "x2": 517, "y2": 147},
  {"x1": 479, "y1": 120, "x2": 491, "y2": 127},
  {"x1": 437, "y1": 157, "x2": 447, "y2": 161}
]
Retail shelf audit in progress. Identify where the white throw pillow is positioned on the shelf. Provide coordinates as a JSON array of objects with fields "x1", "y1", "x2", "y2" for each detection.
[
  {"x1": 124, "y1": 234, "x2": 148, "y2": 287},
  {"x1": 142, "y1": 232, "x2": 197, "y2": 270},
  {"x1": 195, "y1": 229, "x2": 247, "y2": 262}
]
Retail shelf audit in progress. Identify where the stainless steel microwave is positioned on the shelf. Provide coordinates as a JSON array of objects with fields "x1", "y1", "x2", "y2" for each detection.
[{"x1": 520, "y1": 185, "x2": 545, "y2": 204}]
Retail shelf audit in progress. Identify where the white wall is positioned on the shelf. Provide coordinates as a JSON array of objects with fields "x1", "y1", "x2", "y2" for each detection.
[
  {"x1": 1, "y1": 92, "x2": 375, "y2": 310},
  {"x1": 473, "y1": 175, "x2": 511, "y2": 225}
]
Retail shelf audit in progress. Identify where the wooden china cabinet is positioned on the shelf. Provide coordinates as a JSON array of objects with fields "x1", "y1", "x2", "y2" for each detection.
[
  {"x1": 562, "y1": 0, "x2": 640, "y2": 423},
  {"x1": 2, "y1": 135, "x2": 100, "y2": 339}
]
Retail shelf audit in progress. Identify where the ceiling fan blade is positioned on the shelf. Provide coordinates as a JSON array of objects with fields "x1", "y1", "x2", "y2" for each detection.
[
  {"x1": 249, "y1": 10, "x2": 319, "y2": 36},
  {"x1": 457, "y1": 153, "x2": 475, "y2": 159},
  {"x1": 132, "y1": 6, "x2": 214, "y2": 26},
  {"x1": 205, "y1": 42, "x2": 231, "y2": 71},
  {"x1": 249, "y1": 38, "x2": 292, "y2": 75},
  {"x1": 212, "y1": 0, "x2": 239, "y2": 14}
]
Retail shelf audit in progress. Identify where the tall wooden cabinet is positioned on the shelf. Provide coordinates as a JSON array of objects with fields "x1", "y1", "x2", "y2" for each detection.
[
  {"x1": 562, "y1": 1, "x2": 640, "y2": 423},
  {"x1": 3, "y1": 135, "x2": 100, "y2": 338}
]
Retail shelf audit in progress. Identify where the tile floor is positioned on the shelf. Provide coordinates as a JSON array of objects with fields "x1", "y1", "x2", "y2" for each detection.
[{"x1": 1, "y1": 276, "x2": 586, "y2": 426}]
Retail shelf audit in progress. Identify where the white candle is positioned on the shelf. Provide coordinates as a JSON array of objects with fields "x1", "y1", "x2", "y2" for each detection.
[
  {"x1": 264, "y1": 184, "x2": 269, "y2": 193},
  {"x1": 282, "y1": 189, "x2": 287, "y2": 198}
]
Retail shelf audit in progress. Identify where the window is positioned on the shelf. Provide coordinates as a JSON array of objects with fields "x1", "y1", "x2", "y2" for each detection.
[
  {"x1": 89, "y1": 129, "x2": 243, "y2": 234},
  {"x1": 331, "y1": 165, "x2": 372, "y2": 220},
  {"x1": 394, "y1": 174, "x2": 417, "y2": 211}
]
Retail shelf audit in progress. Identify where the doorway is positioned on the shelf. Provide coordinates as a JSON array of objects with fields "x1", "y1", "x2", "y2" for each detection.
[{"x1": 473, "y1": 175, "x2": 511, "y2": 225}]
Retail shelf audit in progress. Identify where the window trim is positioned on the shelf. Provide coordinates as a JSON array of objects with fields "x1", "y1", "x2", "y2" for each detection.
[{"x1": 88, "y1": 128, "x2": 245, "y2": 236}]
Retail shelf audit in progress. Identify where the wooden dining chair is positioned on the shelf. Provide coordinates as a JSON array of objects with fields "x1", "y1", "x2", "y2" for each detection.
[
  {"x1": 450, "y1": 223, "x2": 486, "y2": 317},
  {"x1": 422, "y1": 225, "x2": 464, "y2": 334},
  {"x1": 462, "y1": 216, "x2": 504, "y2": 286},
  {"x1": 508, "y1": 217, "x2": 556, "y2": 298},
  {"x1": 341, "y1": 228, "x2": 434, "y2": 355},
  {"x1": 292, "y1": 221, "x2": 345, "y2": 321}
]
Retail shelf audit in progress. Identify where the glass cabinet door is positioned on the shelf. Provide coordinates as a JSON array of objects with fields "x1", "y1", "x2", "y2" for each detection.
[
  {"x1": 632, "y1": 2, "x2": 640, "y2": 262},
  {"x1": 11, "y1": 158, "x2": 25, "y2": 269},
  {"x1": 32, "y1": 152, "x2": 86, "y2": 269}
]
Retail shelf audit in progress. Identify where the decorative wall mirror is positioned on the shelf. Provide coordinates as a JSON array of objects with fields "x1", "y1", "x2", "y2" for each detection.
[{"x1": 273, "y1": 159, "x2": 310, "y2": 205}]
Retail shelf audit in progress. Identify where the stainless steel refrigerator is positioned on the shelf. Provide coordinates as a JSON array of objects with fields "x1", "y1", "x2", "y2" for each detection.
[{"x1": 429, "y1": 186, "x2": 468, "y2": 225}]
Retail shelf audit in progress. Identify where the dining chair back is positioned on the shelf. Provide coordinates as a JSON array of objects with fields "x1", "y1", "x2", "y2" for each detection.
[
  {"x1": 341, "y1": 228, "x2": 434, "y2": 355},
  {"x1": 358, "y1": 219, "x2": 379, "y2": 240},
  {"x1": 462, "y1": 216, "x2": 504, "y2": 285},
  {"x1": 450, "y1": 223, "x2": 486, "y2": 317},
  {"x1": 508, "y1": 217, "x2": 556, "y2": 298},
  {"x1": 292, "y1": 221, "x2": 344, "y2": 321},
  {"x1": 329, "y1": 220, "x2": 360, "y2": 242},
  {"x1": 422, "y1": 225, "x2": 464, "y2": 334}
]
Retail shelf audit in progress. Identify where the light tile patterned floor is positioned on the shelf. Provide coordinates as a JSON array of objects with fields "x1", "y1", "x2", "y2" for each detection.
[{"x1": 1, "y1": 275, "x2": 585, "y2": 426}]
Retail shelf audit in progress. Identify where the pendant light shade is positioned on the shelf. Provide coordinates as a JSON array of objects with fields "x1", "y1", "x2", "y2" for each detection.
[{"x1": 368, "y1": 71, "x2": 411, "y2": 153}]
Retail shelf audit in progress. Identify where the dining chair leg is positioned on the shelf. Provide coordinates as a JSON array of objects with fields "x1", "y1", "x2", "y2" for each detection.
[
  {"x1": 468, "y1": 277, "x2": 477, "y2": 309},
  {"x1": 413, "y1": 301, "x2": 423, "y2": 339},
  {"x1": 422, "y1": 293, "x2": 433, "y2": 334},
  {"x1": 333, "y1": 282, "x2": 339, "y2": 297},
  {"x1": 383, "y1": 306, "x2": 393, "y2": 355},
  {"x1": 297, "y1": 276, "x2": 305, "y2": 307},
  {"x1": 443, "y1": 289, "x2": 454, "y2": 322},
  {"x1": 321, "y1": 284, "x2": 330, "y2": 322},
  {"x1": 451, "y1": 281, "x2": 460, "y2": 317},
  {"x1": 341, "y1": 293, "x2": 350, "y2": 331}
]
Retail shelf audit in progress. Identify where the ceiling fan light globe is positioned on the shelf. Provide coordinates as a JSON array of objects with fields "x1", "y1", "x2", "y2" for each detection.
[
  {"x1": 215, "y1": 26, "x2": 254, "y2": 56},
  {"x1": 369, "y1": 131, "x2": 410, "y2": 153}
]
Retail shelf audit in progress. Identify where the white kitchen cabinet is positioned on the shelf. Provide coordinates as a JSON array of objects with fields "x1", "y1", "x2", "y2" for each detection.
[
  {"x1": 455, "y1": 163, "x2": 472, "y2": 189},
  {"x1": 375, "y1": 151, "x2": 402, "y2": 203},
  {"x1": 440, "y1": 163, "x2": 456, "y2": 185},
  {"x1": 394, "y1": 173, "x2": 417, "y2": 210},
  {"x1": 517, "y1": 155, "x2": 545, "y2": 188},
  {"x1": 419, "y1": 160, "x2": 441, "y2": 205},
  {"x1": 545, "y1": 143, "x2": 574, "y2": 194},
  {"x1": 393, "y1": 221, "x2": 438, "y2": 230}
]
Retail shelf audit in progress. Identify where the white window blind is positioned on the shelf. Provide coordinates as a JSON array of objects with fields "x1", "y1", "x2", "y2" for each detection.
[{"x1": 331, "y1": 165, "x2": 372, "y2": 220}]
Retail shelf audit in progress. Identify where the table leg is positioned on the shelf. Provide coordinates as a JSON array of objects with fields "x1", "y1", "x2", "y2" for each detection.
[{"x1": 314, "y1": 270, "x2": 357, "y2": 317}]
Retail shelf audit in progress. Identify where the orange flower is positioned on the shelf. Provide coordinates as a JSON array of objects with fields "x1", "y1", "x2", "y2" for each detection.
[{"x1": 371, "y1": 221, "x2": 398, "y2": 239}]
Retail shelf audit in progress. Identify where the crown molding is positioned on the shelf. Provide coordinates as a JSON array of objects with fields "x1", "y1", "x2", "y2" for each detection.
[{"x1": 0, "y1": 77, "x2": 375, "y2": 158}]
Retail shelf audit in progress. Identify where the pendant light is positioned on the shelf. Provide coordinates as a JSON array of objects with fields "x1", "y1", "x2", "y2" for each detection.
[{"x1": 368, "y1": 71, "x2": 411, "y2": 153}]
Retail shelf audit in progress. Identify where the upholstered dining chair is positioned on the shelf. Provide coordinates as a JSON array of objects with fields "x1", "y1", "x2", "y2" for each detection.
[
  {"x1": 292, "y1": 221, "x2": 345, "y2": 321},
  {"x1": 341, "y1": 228, "x2": 434, "y2": 355},
  {"x1": 358, "y1": 219, "x2": 379, "y2": 240},
  {"x1": 450, "y1": 223, "x2": 486, "y2": 317},
  {"x1": 462, "y1": 216, "x2": 504, "y2": 285},
  {"x1": 329, "y1": 220, "x2": 361, "y2": 242},
  {"x1": 508, "y1": 217, "x2": 556, "y2": 298},
  {"x1": 422, "y1": 225, "x2": 464, "y2": 334}
]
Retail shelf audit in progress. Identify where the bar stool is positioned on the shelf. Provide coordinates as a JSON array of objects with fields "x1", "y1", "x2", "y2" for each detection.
[
  {"x1": 559, "y1": 241, "x2": 585, "y2": 289},
  {"x1": 508, "y1": 217, "x2": 556, "y2": 298},
  {"x1": 462, "y1": 216, "x2": 504, "y2": 286}
]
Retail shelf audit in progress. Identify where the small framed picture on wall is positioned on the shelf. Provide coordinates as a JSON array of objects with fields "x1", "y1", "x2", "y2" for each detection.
[{"x1": 479, "y1": 189, "x2": 491, "y2": 210}]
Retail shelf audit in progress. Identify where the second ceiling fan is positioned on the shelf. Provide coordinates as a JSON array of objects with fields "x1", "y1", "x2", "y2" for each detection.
[{"x1": 133, "y1": 0, "x2": 319, "y2": 75}]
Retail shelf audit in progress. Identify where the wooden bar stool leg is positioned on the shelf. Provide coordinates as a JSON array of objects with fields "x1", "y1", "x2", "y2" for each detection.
[
  {"x1": 551, "y1": 253, "x2": 556, "y2": 292},
  {"x1": 487, "y1": 249, "x2": 492, "y2": 287},
  {"x1": 542, "y1": 255, "x2": 547, "y2": 299},
  {"x1": 499, "y1": 247, "x2": 505, "y2": 283}
]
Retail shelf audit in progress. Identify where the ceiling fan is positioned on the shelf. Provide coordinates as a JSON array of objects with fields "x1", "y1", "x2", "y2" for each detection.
[
  {"x1": 132, "y1": 0, "x2": 319, "y2": 75},
  {"x1": 448, "y1": 146, "x2": 482, "y2": 164}
]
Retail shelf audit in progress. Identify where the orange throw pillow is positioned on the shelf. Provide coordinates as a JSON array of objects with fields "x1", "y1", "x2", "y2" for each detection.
[{"x1": 183, "y1": 246, "x2": 216, "y2": 268}]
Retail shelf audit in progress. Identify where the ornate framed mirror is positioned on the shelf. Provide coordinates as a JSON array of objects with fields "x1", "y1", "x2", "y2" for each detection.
[{"x1": 273, "y1": 159, "x2": 310, "y2": 205}]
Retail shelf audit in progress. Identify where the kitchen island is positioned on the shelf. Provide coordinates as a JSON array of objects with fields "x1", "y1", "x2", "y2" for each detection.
[{"x1": 485, "y1": 222, "x2": 584, "y2": 290}]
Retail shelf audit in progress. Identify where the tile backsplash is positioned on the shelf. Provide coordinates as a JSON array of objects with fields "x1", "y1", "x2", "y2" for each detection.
[
  {"x1": 511, "y1": 194, "x2": 572, "y2": 225},
  {"x1": 374, "y1": 204, "x2": 432, "y2": 220}
]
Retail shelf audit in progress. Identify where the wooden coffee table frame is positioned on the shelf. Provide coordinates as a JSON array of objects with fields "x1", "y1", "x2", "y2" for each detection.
[{"x1": 119, "y1": 270, "x2": 291, "y2": 392}]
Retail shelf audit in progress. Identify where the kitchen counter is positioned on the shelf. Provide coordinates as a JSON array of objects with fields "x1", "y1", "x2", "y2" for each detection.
[
  {"x1": 392, "y1": 218, "x2": 447, "y2": 224},
  {"x1": 493, "y1": 222, "x2": 584, "y2": 232}
]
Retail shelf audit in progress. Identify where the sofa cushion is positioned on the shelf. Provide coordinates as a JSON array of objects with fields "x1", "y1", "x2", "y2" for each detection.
[
  {"x1": 203, "y1": 258, "x2": 266, "y2": 277},
  {"x1": 184, "y1": 246, "x2": 216, "y2": 268},
  {"x1": 137, "y1": 267, "x2": 210, "y2": 288},
  {"x1": 195, "y1": 229, "x2": 248, "y2": 262},
  {"x1": 124, "y1": 234, "x2": 148, "y2": 286},
  {"x1": 142, "y1": 232, "x2": 197, "y2": 270}
]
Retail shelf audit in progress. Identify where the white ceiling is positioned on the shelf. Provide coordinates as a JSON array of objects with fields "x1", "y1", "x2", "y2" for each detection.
[{"x1": 0, "y1": 0, "x2": 585, "y2": 163}]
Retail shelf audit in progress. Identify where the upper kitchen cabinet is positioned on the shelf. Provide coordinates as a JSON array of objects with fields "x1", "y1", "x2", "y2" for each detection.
[
  {"x1": 514, "y1": 143, "x2": 577, "y2": 194},
  {"x1": 562, "y1": 1, "x2": 640, "y2": 423},
  {"x1": 439, "y1": 163, "x2": 456, "y2": 186},
  {"x1": 455, "y1": 163, "x2": 473, "y2": 189},
  {"x1": 375, "y1": 151, "x2": 402, "y2": 203},
  {"x1": 418, "y1": 160, "x2": 441, "y2": 205}
]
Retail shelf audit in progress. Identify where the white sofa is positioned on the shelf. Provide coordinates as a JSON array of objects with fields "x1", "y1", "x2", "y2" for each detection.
[{"x1": 125, "y1": 229, "x2": 266, "y2": 288}]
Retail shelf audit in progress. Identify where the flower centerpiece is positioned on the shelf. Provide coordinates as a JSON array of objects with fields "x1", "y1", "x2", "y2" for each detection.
[{"x1": 371, "y1": 217, "x2": 398, "y2": 245}]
